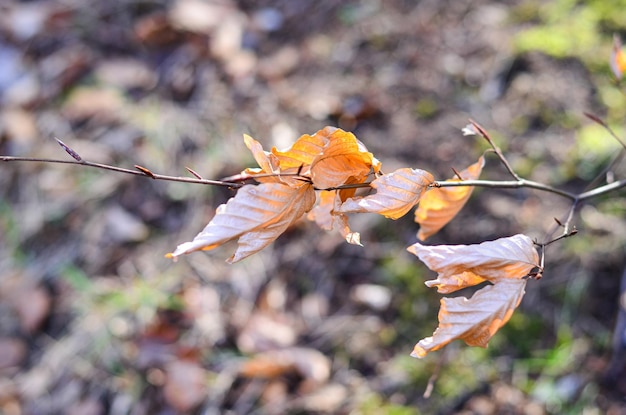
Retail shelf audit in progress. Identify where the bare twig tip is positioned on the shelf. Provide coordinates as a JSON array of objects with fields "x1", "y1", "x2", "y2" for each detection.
[
  {"x1": 134, "y1": 165, "x2": 156, "y2": 179},
  {"x1": 451, "y1": 167, "x2": 464, "y2": 180},
  {"x1": 584, "y1": 112, "x2": 607, "y2": 128},
  {"x1": 54, "y1": 137, "x2": 82, "y2": 161},
  {"x1": 185, "y1": 167, "x2": 203, "y2": 179}
]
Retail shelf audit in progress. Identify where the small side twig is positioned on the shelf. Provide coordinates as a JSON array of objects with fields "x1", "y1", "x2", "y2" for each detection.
[
  {"x1": 54, "y1": 137, "x2": 83, "y2": 161},
  {"x1": 185, "y1": 167, "x2": 203, "y2": 180},
  {"x1": 469, "y1": 119, "x2": 521, "y2": 180},
  {"x1": 135, "y1": 165, "x2": 157, "y2": 179}
]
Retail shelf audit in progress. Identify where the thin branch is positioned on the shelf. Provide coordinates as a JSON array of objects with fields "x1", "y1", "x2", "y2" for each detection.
[
  {"x1": 540, "y1": 227, "x2": 578, "y2": 247},
  {"x1": 469, "y1": 119, "x2": 521, "y2": 180},
  {"x1": 433, "y1": 178, "x2": 578, "y2": 200},
  {"x1": 577, "y1": 178, "x2": 626, "y2": 201},
  {"x1": 0, "y1": 156, "x2": 244, "y2": 188},
  {"x1": 451, "y1": 167, "x2": 464, "y2": 180},
  {"x1": 317, "y1": 182, "x2": 373, "y2": 191},
  {"x1": 582, "y1": 112, "x2": 626, "y2": 191},
  {"x1": 4, "y1": 154, "x2": 625, "y2": 202},
  {"x1": 584, "y1": 112, "x2": 626, "y2": 150}
]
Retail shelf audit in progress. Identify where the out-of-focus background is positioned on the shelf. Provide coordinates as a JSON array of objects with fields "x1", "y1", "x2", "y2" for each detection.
[{"x1": 1, "y1": 0, "x2": 626, "y2": 413}]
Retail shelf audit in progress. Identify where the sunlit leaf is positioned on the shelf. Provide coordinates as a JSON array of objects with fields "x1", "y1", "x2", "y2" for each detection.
[
  {"x1": 415, "y1": 156, "x2": 485, "y2": 240},
  {"x1": 411, "y1": 278, "x2": 527, "y2": 358},
  {"x1": 168, "y1": 183, "x2": 316, "y2": 263},
  {"x1": 244, "y1": 133, "x2": 280, "y2": 175},
  {"x1": 310, "y1": 128, "x2": 381, "y2": 189},
  {"x1": 306, "y1": 190, "x2": 361, "y2": 245},
  {"x1": 408, "y1": 234, "x2": 539, "y2": 293},
  {"x1": 407, "y1": 234, "x2": 540, "y2": 357},
  {"x1": 271, "y1": 127, "x2": 333, "y2": 170},
  {"x1": 337, "y1": 168, "x2": 434, "y2": 219},
  {"x1": 307, "y1": 190, "x2": 336, "y2": 231},
  {"x1": 611, "y1": 34, "x2": 626, "y2": 80}
]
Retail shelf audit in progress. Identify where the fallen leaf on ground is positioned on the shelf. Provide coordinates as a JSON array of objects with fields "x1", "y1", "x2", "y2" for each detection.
[
  {"x1": 407, "y1": 234, "x2": 540, "y2": 357},
  {"x1": 237, "y1": 313, "x2": 298, "y2": 353},
  {"x1": 238, "y1": 347, "x2": 331, "y2": 385},
  {"x1": 163, "y1": 359, "x2": 207, "y2": 412},
  {"x1": 0, "y1": 338, "x2": 26, "y2": 372}
]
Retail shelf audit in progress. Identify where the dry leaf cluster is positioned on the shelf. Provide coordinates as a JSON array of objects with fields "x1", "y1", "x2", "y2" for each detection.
[{"x1": 167, "y1": 126, "x2": 542, "y2": 357}]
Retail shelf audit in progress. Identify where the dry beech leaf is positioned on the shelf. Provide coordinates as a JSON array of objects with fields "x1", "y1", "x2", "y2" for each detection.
[
  {"x1": 408, "y1": 234, "x2": 539, "y2": 293},
  {"x1": 415, "y1": 155, "x2": 485, "y2": 240},
  {"x1": 306, "y1": 190, "x2": 361, "y2": 245},
  {"x1": 242, "y1": 134, "x2": 306, "y2": 188},
  {"x1": 271, "y1": 128, "x2": 332, "y2": 170},
  {"x1": 168, "y1": 183, "x2": 316, "y2": 263},
  {"x1": 611, "y1": 35, "x2": 626, "y2": 80},
  {"x1": 307, "y1": 190, "x2": 336, "y2": 231},
  {"x1": 243, "y1": 134, "x2": 280, "y2": 178},
  {"x1": 337, "y1": 168, "x2": 434, "y2": 219},
  {"x1": 413, "y1": 279, "x2": 527, "y2": 358},
  {"x1": 407, "y1": 234, "x2": 539, "y2": 357},
  {"x1": 237, "y1": 313, "x2": 298, "y2": 353},
  {"x1": 309, "y1": 128, "x2": 381, "y2": 189}
]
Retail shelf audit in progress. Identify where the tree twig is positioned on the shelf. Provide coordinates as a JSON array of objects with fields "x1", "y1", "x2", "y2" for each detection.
[
  {"x1": 0, "y1": 156, "x2": 244, "y2": 188},
  {"x1": 470, "y1": 119, "x2": 521, "y2": 180}
]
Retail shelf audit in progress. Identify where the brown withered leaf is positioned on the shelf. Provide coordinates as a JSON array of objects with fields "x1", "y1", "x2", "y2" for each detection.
[
  {"x1": 415, "y1": 155, "x2": 485, "y2": 240},
  {"x1": 309, "y1": 128, "x2": 381, "y2": 189},
  {"x1": 611, "y1": 34, "x2": 626, "y2": 80},
  {"x1": 306, "y1": 190, "x2": 361, "y2": 245},
  {"x1": 168, "y1": 183, "x2": 316, "y2": 263},
  {"x1": 241, "y1": 127, "x2": 380, "y2": 191},
  {"x1": 337, "y1": 168, "x2": 434, "y2": 219},
  {"x1": 307, "y1": 190, "x2": 336, "y2": 232},
  {"x1": 407, "y1": 234, "x2": 539, "y2": 357},
  {"x1": 413, "y1": 279, "x2": 527, "y2": 358},
  {"x1": 271, "y1": 128, "x2": 332, "y2": 170},
  {"x1": 242, "y1": 134, "x2": 280, "y2": 179}
]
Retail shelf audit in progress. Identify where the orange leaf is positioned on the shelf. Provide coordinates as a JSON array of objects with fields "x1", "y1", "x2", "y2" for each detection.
[
  {"x1": 307, "y1": 190, "x2": 336, "y2": 231},
  {"x1": 611, "y1": 35, "x2": 626, "y2": 80},
  {"x1": 337, "y1": 168, "x2": 434, "y2": 219},
  {"x1": 310, "y1": 128, "x2": 381, "y2": 189},
  {"x1": 244, "y1": 133, "x2": 280, "y2": 175},
  {"x1": 306, "y1": 190, "x2": 361, "y2": 245},
  {"x1": 168, "y1": 183, "x2": 316, "y2": 263},
  {"x1": 415, "y1": 156, "x2": 485, "y2": 240},
  {"x1": 407, "y1": 234, "x2": 539, "y2": 357},
  {"x1": 412, "y1": 279, "x2": 527, "y2": 357},
  {"x1": 408, "y1": 234, "x2": 539, "y2": 293},
  {"x1": 271, "y1": 127, "x2": 333, "y2": 170}
]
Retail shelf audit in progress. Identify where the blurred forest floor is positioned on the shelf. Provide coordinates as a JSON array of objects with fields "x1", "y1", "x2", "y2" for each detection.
[{"x1": 1, "y1": 0, "x2": 626, "y2": 414}]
